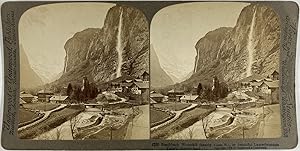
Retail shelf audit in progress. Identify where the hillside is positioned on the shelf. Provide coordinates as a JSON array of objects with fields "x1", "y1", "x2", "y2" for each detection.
[
  {"x1": 51, "y1": 5, "x2": 149, "y2": 88},
  {"x1": 20, "y1": 45, "x2": 44, "y2": 90},
  {"x1": 150, "y1": 45, "x2": 174, "y2": 88},
  {"x1": 183, "y1": 4, "x2": 280, "y2": 87}
]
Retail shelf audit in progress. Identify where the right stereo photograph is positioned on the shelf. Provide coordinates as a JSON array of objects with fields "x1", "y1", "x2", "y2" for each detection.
[{"x1": 150, "y1": 2, "x2": 281, "y2": 139}]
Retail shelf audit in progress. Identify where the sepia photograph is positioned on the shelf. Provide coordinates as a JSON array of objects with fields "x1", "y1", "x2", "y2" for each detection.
[
  {"x1": 150, "y1": 2, "x2": 281, "y2": 139},
  {"x1": 18, "y1": 3, "x2": 150, "y2": 140}
]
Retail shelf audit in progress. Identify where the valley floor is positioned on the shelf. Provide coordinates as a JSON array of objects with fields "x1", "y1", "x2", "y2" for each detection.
[
  {"x1": 19, "y1": 100, "x2": 149, "y2": 140},
  {"x1": 150, "y1": 98, "x2": 281, "y2": 139}
]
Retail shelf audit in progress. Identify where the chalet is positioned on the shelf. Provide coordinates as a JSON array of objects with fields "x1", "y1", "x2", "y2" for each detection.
[
  {"x1": 180, "y1": 95, "x2": 199, "y2": 103},
  {"x1": 250, "y1": 81, "x2": 263, "y2": 92},
  {"x1": 110, "y1": 82, "x2": 122, "y2": 92},
  {"x1": 271, "y1": 70, "x2": 279, "y2": 80},
  {"x1": 120, "y1": 82, "x2": 133, "y2": 93},
  {"x1": 259, "y1": 81, "x2": 279, "y2": 94},
  {"x1": 20, "y1": 93, "x2": 34, "y2": 103},
  {"x1": 141, "y1": 71, "x2": 149, "y2": 81},
  {"x1": 50, "y1": 96, "x2": 70, "y2": 104},
  {"x1": 259, "y1": 80, "x2": 279, "y2": 104},
  {"x1": 38, "y1": 90, "x2": 54, "y2": 102},
  {"x1": 168, "y1": 89, "x2": 184, "y2": 102},
  {"x1": 130, "y1": 82, "x2": 149, "y2": 94},
  {"x1": 150, "y1": 92, "x2": 164, "y2": 103}
]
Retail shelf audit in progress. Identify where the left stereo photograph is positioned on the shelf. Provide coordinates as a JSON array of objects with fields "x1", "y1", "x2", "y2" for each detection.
[{"x1": 18, "y1": 2, "x2": 150, "y2": 140}]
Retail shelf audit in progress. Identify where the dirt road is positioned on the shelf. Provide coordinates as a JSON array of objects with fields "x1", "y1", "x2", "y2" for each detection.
[
  {"x1": 125, "y1": 105, "x2": 150, "y2": 139},
  {"x1": 258, "y1": 104, "x2": 281, "y2": 138}
]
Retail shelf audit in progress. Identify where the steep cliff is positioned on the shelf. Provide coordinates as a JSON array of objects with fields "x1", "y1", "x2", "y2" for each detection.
[
  {"x1": 190, "y1": 4, "x2": 280, "y2": 85},
  {"x1": 20, "y1": 45, "x2": 44, "y2": 89},
  {"x1": 55, "y1": 5, "x2": 149, "y2": 86},
  {"x1": 150, "y1": 45, "x2": 174, "y2": 88}
]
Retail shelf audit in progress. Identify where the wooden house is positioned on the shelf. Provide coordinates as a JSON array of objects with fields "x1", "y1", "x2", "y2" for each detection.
[
  {"x1": 180, "y1": 95, "x2": 199, "y2": 103},
  {"x1": 167, "y1": 89, "x2": 184, "y2": 102},
  {"x1": 271, "y1": 70, "x2": 279, "y2": 80},
  {"x1": 141, "y1": 71, "x2": 149, "y2": 81},
  {"x1": 20, "y1": 93, "x2": 34, "y2": 103},
  {"x1": 130, "y1": 82, "x2": 149, "y2": 94},
  {"x1": 259, "y1": 80, "x2": 279, "y2": 104},
  {"x1": 150, "y1": 92, "x2": 164, "y2": 103},
  {"x1": 50, "y1": 96, "x2": 71, "y2": 104},
  {"x1": 37, "y1": 90, "x2": 54, "y2": 102}
]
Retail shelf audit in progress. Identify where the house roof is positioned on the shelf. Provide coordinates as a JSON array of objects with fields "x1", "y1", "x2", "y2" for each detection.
[
  {"x1": 250, "y1": 82, "x2": 263, "y2": 87},
  {"x1": 141, "y1": 71, "x2": 149, "y2": 76},
  {"x1": 120, "y1": 82, "x2": 133, "y2": 87},
  {"x1": 180, "y1": 95, "x2": 199, "y2": 101},
  {"x1": 124, "y1": 80, "x2": 133, "y2": 83},
  {"x1": 271, "y1": 70, "x2": 279, "y2": 75},
  {"x1": 150, "y1": 98, "x2": 157, "y2": 104},
  {"x1": 150, "y1": 93, "x2": 164, "y2": 98},
  {"x1": 19, "y1": 98, "x2": 26, "y2": 104},
  {"x1": 238, "y1": 74, "x2": 265, "y2": 83},
  {"x1": 38, "y1": 90, "x2": 54, "y2": 94},
  {"x1": 168, "y1": 89, "x2": 184, "y2": 94},
  {"x1": 111, "y1": 82, "x2": 120, "y2": 85},
  {"x1": 50, "y1": 96, "x2": 69, "y2": 101},
  {"x1": 263, "y1": 78, "x2": 273, "y2": 82},
  {"x1": 260, "y1": 80, "x2": 279, "y2": 88},
  {"x1": 134, "y1": 82, "x2": 149, "y2": 89},
  {"x1": 20, "y1": 93, "x2": 34, "y2": 98},
  {"x1": 134, "y1": 79, "x2": 143, "y2": 82}
]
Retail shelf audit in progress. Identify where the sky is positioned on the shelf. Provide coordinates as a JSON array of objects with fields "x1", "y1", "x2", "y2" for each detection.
[
  {"x1": 151, "y1": 2, "x2": 250, "y2": 82},
  {"x1": 19, "y1": 3, "x2": 115, "y2": 83}
]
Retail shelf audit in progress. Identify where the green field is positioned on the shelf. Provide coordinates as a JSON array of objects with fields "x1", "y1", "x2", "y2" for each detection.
[
  {"x1": 18, "y1": 105, "x2": 84, "y2": 139},
  {"x1": 150, "y1": 109, "x2": 173, "y2": 125},
  {"x1": 151, "y1": 106, "x2": 215, "y2": 139},
  {"x1": 23, "y1": 103, "x2": 60, "y2": 111},
  {"x1": 153, "y1": 102, "x2": 191, "y2": 111},
  {"x1": 19, "y1": 109, "x2": 41, "y2": 124}
]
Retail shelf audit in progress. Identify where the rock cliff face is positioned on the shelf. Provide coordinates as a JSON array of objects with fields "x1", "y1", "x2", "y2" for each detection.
[
  {"x1": 20, "y1": 45, "x2": 44, "y2": 89},
  {"x1": 191, "y1": 4, "x2": 280, "y2": 84},
  {"x1": 150, "y1": 45, "x2": 174, "y2": 88},
  {"x1": 57, "y1": 5, "x2": 149, "y2": 86}
]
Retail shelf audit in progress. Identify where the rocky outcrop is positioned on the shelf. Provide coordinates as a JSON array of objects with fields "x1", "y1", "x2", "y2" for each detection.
[
  {"x1": 150, "y1": 44, "x2": 174, "y2": 88},
  {"x1": 20, "y1": 45, "x2": 44, "y2": 89},
  {"x1": 56, "y1": 5, "x2": 149, "y2": 86},
  {"x1": 191, "y1": 4, "x2": 280, "y2": 84}
]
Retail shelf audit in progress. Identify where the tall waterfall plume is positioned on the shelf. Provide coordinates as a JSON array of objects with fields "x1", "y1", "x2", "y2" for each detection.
[
  {"x1": 246, "y1": 8, "x2": 256, "y2": 77},
  {"x1": 116, "y1": 9, "x2": 123, "y2": 78},
  {"x1": 194, "y1": 48, "x2": 200, "y2": 73}
]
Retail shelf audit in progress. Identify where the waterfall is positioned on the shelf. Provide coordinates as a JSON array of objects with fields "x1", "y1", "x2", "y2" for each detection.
[
  {"x1": 116, "y1": 9, "x2": 123, "y2": 78},
  {"x1": 63, "y1": 53, "x2": 68, "y2": 73},
  {"x1": 194, "y1": 48, "x2": 200, "y2": 73},
  {"x1": 246, "y1": 8, "x2": 256, "y2": 77}
]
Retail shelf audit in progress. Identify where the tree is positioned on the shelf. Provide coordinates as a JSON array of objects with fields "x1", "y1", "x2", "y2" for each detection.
[
  {"x1": 70, "y1": 115, "x2": 81, "y2": 139},
  {"x1": 197, "y1": 83, "x2": 203, "y2": 95},
  {"x1": 89, "y1": 82, "x2": 99, "y2": 99},
  {"x1": 70, "y1": 85, "x2": 81, "y2": 103},
  {"x1": 201, "y1": 115, "x2": 214, "y2": 138},
  {"x1": 67, "y1": 83, "x2": 73, "y2": 96},
  {"x1": 53, "y1": 126, "x2": 63, "y2": 140},
  {"x1": 186, "y1": 127, "x2": 195, "y2": 139},
  {"x1": 212, "y1": 76, "x2": 220, "y2": 99}
]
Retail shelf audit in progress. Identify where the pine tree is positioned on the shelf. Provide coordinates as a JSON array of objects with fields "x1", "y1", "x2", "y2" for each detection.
[
  {"x1": 197, "y1": 83, "x2": 203, "y2": 95},
  {"x1": 67, "y1": 83, "x2": 73, "y2": 96}
]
